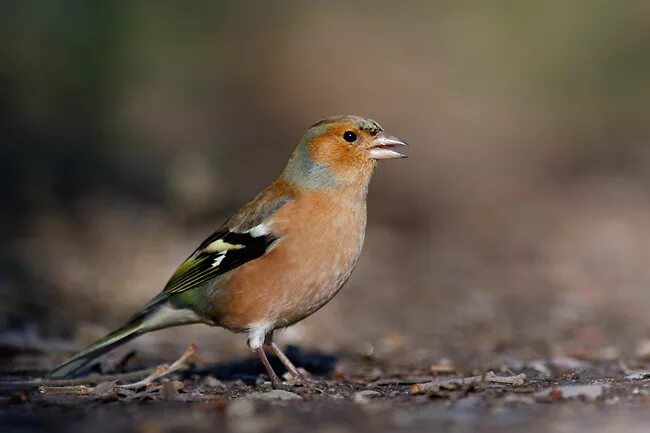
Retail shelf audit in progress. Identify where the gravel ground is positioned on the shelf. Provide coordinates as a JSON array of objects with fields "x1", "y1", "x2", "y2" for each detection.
[{"x1": 4, "y1": 345, "x2": 650, "y2": 433}]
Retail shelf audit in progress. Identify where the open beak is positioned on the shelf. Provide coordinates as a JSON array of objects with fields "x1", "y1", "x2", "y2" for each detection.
[{"x1": 368, "y1": 132, "x2": 408, "y2": 160}]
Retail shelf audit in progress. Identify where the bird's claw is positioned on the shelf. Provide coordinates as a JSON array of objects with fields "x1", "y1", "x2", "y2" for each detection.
[{"x1": 283, "y1": 368, "x2": 314, "y2": 386}]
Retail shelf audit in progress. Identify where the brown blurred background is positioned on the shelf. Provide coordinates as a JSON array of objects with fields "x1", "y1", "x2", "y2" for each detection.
[{"x1": 2, "y1": 1, "x2": 650, "y2": 371}]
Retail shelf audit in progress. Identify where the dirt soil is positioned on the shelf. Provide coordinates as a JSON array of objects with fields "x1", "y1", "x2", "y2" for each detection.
[{"x1": 4, "y1": 345, "x2": 650, "y2": 433}]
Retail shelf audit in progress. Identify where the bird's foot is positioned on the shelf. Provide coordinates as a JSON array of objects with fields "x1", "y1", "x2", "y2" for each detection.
[
  {"x1": 283, "y1": 367, "x2": 313, "y2": 385},
  {"x1": 261, "y1": 374, "x2": 325, "y2": 394},
  {"x1": 283, "y1": 370, "x2": 328, "y2": 392}
]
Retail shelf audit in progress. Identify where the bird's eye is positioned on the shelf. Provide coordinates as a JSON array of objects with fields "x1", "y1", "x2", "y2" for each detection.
[{"x1": 343, "y1": 131, "x2": 357, "y2": 142}]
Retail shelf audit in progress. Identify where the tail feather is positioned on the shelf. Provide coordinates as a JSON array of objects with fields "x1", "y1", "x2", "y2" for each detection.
[
  {"x1": 48, "y1": 320, "x2": 144, "y2": 378},
  {"x1": 49, "y1": 302, "x2": 201, "y2": 378}
]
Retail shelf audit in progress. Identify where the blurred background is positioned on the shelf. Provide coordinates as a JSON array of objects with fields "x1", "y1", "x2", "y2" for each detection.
[{"x1": 2, "y1": 1, "x2": 650, "y2": 372}]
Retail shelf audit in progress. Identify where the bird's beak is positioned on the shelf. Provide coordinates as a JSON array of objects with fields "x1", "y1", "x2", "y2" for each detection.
[{"x1": 368, "y1": 132, "x2": 408, "y2": 160}]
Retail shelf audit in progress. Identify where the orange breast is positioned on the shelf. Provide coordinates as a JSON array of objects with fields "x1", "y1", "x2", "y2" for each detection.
[{"x1": 210, "y1": 188, "x2": 367, "y2": 332}]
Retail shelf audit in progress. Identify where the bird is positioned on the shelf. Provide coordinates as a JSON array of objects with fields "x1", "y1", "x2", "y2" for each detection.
[{"x1": 49, "y1": 115, "x2": 407, "y2": 385}]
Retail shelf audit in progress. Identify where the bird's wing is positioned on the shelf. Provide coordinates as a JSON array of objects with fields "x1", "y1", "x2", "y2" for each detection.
[
  {"x1": 142, "y1": 192, "x2": 292, "y2": 310},
  {"x1": 162, "y1": 229, "x2": 276, "y2": 296}
]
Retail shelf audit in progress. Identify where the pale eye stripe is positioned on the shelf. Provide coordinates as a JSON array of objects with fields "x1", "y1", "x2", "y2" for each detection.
[{"x1": 203, "y1": 239, "x2": 245, "y2": 253}]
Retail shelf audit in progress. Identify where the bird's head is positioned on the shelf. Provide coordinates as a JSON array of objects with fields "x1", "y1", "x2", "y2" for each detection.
[{"x1": 282, "y1": 115, "x2": 407, "y2": 189}]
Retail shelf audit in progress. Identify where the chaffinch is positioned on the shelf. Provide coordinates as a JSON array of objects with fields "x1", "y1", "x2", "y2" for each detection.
[{"x1": 49, "y1": 115, "x2": 407, "y2": 384}]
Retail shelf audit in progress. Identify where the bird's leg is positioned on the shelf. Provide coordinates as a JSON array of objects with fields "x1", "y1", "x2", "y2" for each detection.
[
  {"x1": 256, "y1": 346, "x2": 282, "y2": 387},
  {"x1": 267, "y1": 342, "x2": 310, "y2": 382}
]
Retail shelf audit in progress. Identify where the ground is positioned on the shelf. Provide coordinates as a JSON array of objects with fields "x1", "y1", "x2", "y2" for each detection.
[{"x1": 4, "y1": 344, "x2": 650, "y2": 433}]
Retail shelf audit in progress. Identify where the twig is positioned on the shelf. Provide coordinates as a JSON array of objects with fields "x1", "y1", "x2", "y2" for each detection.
[
  {"x1": 0, "y1": 369, "x2": 152, "y2": 394},
  {"x1": 38, "y1": 385, "x2": 92, "y2": 395},
  {"x1": 410, "y1": 371, "x2": 526, "y2": 394},
  {"x1": 121, "y1": 343, "x2": 196, "y2": 389},
  {"x1": 35, "y1": 344, "x2": 197, "y2": 395}
]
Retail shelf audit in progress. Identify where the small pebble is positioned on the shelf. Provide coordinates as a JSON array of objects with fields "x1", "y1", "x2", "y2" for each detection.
[
  {"x1": 354, "y1": 390, "x2": 381, "y2": 403},
  {"x1": 203, "y1": 376, "x2": 225, "y2": 388},
  {"x1": 248, "y1": 390, "x2": 303, "y2": 401}
]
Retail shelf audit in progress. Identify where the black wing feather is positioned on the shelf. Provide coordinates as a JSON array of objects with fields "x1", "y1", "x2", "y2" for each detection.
[
  {"x1": 140, "y1": 230, "x2": 277, "y2": 311},
  {"x1": 164, "y1": 230, "x2": 277, "y2": 295}
]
